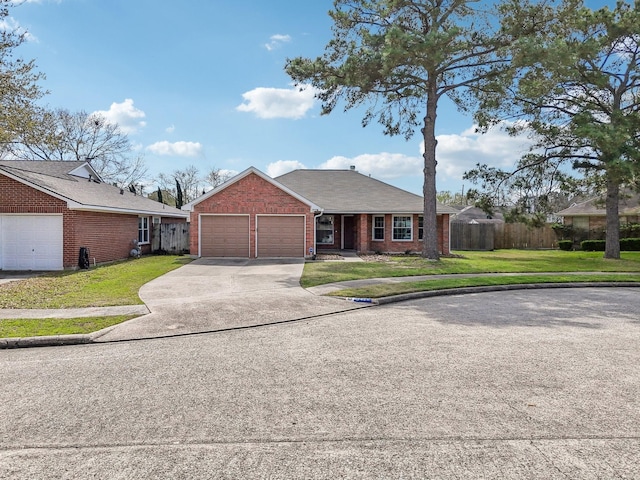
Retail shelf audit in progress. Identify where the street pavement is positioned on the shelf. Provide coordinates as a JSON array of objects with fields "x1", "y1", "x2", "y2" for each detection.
[{"x1": 1, "y1": 287, "x2": 638, "y2": 478}]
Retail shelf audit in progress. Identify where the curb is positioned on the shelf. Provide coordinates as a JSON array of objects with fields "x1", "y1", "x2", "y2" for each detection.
[
  {"x1": 372, "y1": 281, "x2": 640, "y2": 305},
  {"x1": 3, "y1": 282, "x2": 640, "y2": 349}
]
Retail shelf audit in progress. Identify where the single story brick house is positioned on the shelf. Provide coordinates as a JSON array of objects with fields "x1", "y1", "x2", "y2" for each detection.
[
  {"x1": 557, "y1": 194, "x2": 640, "y2": 237},
  {"x1": 0, "y1": 160, "x2": 188, "y2": 270},
  {"x1": 183, "y1": 166, "x2": 456, "y2": 259}
]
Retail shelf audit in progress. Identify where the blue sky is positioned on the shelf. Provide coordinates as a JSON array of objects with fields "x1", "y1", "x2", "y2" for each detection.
[{"x1": 8, "y1": 0, "x2": 602, "y2": 196}]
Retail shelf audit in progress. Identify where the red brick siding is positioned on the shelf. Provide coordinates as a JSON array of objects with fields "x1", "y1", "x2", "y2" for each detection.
[
  {"x1": 1, "y1": 175, "x2": 176, "y2": 268},
  {"x1": 190, "y1": 173, "x2": 315, "y2": 257},
  {"x1": 66, "y1": 211, "x2": 139, "y2": 266},
  {"x1": 318, "y1": 213, "x2": 450, "y2": 255},
  {"x1": 0, "y1": 176, "x2": 67, "y2": 214}
]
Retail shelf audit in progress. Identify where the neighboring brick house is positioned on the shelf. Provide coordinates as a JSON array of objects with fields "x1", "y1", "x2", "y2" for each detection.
[
  {"x1": 0, "y1": 160, "x2": 188, "y2": 270},
  {"x1": 557, "y1": 194, "x2": 640, "y2": 240},
  {"x1": 183, "y1": 166, "x2": 456, "y2": 259}
]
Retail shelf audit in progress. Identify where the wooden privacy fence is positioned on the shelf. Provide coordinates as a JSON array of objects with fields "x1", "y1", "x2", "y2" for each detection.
[
  {"x1": 152, "y1": 222, "x2": 190, "y2": 253},
  {"x1": 451, "y1": 222, "x2": 558, "y2": 250},
  {"x1": 451, "y1": 223, "x2": 495, "y2": 250}
]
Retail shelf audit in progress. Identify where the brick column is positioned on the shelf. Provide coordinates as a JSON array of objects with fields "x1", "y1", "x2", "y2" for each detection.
[{"x1": 356, "y1": 214, "x2": 369, "y2": 253}]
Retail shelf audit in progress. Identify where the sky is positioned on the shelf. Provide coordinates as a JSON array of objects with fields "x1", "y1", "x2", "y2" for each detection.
[{"x1": 6, "y1": 0, "x2": 609, "y2": 196}]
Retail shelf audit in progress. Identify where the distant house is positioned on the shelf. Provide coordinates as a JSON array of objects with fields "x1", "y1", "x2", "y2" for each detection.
[
  {"x1": 451, "y1": 205, "x2": 504, "y2": 224},
  {"x1": 0, "y1": 160, "x2": 188, "y2": 270},
  {"x1": 556, "y1": 194, "x2": 640, "y2": 236},
  {"x1": 183, "y1": 167, "x2": 457, "y2": 258}
]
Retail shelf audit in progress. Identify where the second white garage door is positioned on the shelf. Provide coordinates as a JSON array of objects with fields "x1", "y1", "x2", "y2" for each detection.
[
  {"x1": 257, "y1": 215, "x2": 305, "y2": 257},
  {"x1": 0, "y1": 215, "x2": 63, "y2": 270}
]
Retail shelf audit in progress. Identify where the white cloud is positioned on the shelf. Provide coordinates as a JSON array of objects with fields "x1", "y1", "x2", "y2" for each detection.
[
  {"x1": 93, "y1": 99, "x2": 146, "y2": 134},
  {"x1": 267, "y1": 160, "x2": 307, "y2": 177},
  {"x1": 0, "y1": 18, "x2": 38, "y2": 42},
  {"x1": 236, "y1": 85, "x2": 317, "y2": 119},
  {"x1": 435, "y1": 123, "x2": 535, "y2": 182},
  {"x1": 146, "y1": 141, "x2": 204, "y2": 157},
  {"x1": 264, "y1": 34, "x2": 291, "y2": 51},
  {"x1": 303, "y1": 122, "x2": 534, "y2": 188},
  {"x1": 165, "y1": 124, "x2": 175, "y2": 134},
  {"x1": 319, "y1": 153, "x2": 422, "y2": 179}
]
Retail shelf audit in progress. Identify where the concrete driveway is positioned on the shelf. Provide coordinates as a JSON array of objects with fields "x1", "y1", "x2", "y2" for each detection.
[{"x1": 96, "y1": 258, "x2": 368, "y2": 342}]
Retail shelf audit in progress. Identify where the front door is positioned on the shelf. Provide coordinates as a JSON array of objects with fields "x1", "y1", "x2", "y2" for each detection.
[{"x1": 343, "y1": 216, "x2": 355, "y2": 250}]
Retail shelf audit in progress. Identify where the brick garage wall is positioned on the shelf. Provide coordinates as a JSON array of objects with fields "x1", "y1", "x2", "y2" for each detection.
[
  {"x1": 190, "y1": 173, "x2": 314, "y2": 257},
  {"x1": 65, "y1": 211, "x2": 139, "y2": 267},
  {"x1": 0, "y1": 176, "x2": 67, "y2": 214}
]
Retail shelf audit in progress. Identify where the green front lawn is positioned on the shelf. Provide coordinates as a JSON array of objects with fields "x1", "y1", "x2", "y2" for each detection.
[
  {"x1": 302, "y1": 250, "x2": 640, "y2": 288},
  {"x1": 0, "y1": 255, "x2": 192, "y2": 309}
]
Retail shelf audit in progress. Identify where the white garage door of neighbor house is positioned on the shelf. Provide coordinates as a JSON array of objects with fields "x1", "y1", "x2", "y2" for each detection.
[{"x1": 0, "y1": 215, "x2": 63, "y2": 271}]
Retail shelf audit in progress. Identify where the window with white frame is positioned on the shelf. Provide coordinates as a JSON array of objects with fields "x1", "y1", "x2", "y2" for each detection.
[
  {"x1": 373, "y1": 215, "x2": 385, "y2": 241},
  {"x1": 418, "y1": 216, "x2": 424, "y2": 240},
  {"x1": 317, "y1": 215, "x2": 334, "y2": 244},
  {"x1": 138, "y1": 216, "x2": 150, "y2": 244},
  {"x1": 393, "y1": 215, "x2": 412, "y2": 240}
]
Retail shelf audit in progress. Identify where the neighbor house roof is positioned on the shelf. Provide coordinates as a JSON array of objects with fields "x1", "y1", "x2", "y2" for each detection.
[
  {"x1": 276, "y1": 169, "x2": 458, "y2": 215},
  {"x1": 452, "y1": 205, "x2": 505, "y2": 224},
  {"x1": 556, "y1": 194, "x2": 640, "y2": 217},
  {"x1": 0, "y1": 160, "x2": 188, "y2": 218}
]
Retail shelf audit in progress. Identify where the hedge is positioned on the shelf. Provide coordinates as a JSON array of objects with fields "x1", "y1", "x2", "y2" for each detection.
[
  {"x1": 579, "y1": 237, "x2": 640, "y2": 251},
  {"x1": 581, "y1": 240, "x2": 606, "y2": 251},
  {"x1": 620, "y1": 238, "x2": 640, "y2": 251},
  {"x1": 558, "y1": 240, "x2": 573, "y2": 251}
]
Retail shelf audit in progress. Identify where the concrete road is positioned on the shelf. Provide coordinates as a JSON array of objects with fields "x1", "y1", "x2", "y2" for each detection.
[{"x1": 1, "y1": 287, "x2": 639, "y2": 479}]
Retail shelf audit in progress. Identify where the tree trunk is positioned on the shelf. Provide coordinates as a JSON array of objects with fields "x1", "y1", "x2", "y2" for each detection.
[
  {"x1": 422, "y1": 82, "x2": 439, "y2": 260},
  {"x1": 604, "y1": 175, "x2": 620, "y2": 259}
]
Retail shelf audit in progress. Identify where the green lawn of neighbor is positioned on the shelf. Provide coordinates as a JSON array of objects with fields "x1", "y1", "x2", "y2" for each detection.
[{"x1": 0, "y1": 255, "x2": 192, "y2": 309}]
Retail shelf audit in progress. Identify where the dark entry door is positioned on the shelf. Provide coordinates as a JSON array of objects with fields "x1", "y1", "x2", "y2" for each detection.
[{"x1": 343, "y1": 216, "x2": 355, "y2": 249}]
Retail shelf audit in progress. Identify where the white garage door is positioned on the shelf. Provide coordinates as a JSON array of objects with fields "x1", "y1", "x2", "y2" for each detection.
[{"x1": 0, "y1": 215, "x2": 63, "y2": 271}]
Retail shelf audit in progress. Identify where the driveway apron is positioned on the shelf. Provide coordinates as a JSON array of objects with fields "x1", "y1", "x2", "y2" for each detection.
[{"x1": 96, "y1": 258, "x2": 368, "y2": 342}]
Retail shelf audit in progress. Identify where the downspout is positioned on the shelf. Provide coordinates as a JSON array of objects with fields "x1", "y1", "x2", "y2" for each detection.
[{"x1": 313, "y1": 209, "x2": 324, "y2": 260}]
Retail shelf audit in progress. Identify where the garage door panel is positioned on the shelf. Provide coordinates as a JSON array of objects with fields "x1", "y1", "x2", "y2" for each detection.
[
  {"x1": 1, "y1": 215, "x2": 63, "y2": 270},
  {"x1": 257, "y1": 216, "x2": 304, "y2": 257},
  {"x1": 200, "y1": 215, "x2": 249, "y2": 257}
]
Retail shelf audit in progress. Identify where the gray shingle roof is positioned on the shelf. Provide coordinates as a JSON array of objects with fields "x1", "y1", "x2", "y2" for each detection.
[
  {"x1": 557, "y1": 194, "x2": 640, "y2": 217},
  {"x1": 0, "y1": 160, "x2": 187, "y2": 218},
  {"x1": 275, "y1": 169, "x2": 458, "y2": 214}
]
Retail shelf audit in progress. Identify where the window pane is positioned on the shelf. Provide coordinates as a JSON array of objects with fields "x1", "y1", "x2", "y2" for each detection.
[
  {"x1": 317, "y1": 215, "x2": 334, "y2": 244},
  {"x1": 373, "y1": 216, "x2": 384, "y2": 240},
  {"x1": 393, "y1": 216, "x2": 412, "y2": 240},
  {"x1": 138, "y1": 217, "x2": 149, "y2": 244}
]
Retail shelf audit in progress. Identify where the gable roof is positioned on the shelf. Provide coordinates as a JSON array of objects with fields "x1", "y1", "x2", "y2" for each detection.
[
  {"x1": 0, "y1": 160, "x2": 188, "y2": 218},
  {"x1": 276, "y1": 169, "x2": 458, "y2": 214},
  {"x1": 183, "y1": 166, "x2": 321, "y2": 211},
  {"x1": 557, "y1": 193, "x2": 640, "y2": 217},
  {"x1": 452, "y1": 205, "x2": 505, "y2": 224}
]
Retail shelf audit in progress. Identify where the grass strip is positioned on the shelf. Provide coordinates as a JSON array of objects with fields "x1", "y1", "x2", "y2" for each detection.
[
  {"x1": 0, "y1": 315, "x2": 139, "y2": 338},
  {"x1": 302, "y1": 250, "x2": 640, "y2": 287},
  {"x1": 326, "y1": 274, "x2": 640, "y2": 298}
]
